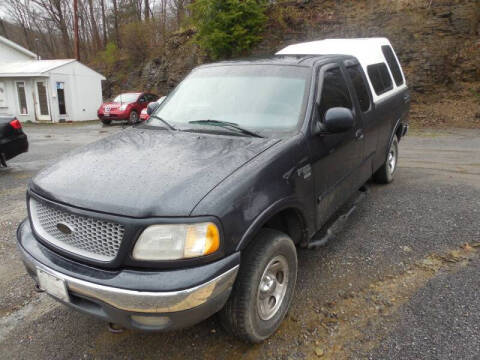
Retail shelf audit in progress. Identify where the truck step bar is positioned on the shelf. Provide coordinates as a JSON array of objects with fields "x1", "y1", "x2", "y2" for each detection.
[{"x1": 308, "y1": 186, "x2": 368, "y2": 249}]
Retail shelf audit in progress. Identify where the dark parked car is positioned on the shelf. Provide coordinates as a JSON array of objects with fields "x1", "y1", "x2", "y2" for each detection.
[
  {"x1": 0, "y1": 116, "x2": 28, "y2": 167},
  {"x1": 97, "y1": 92, "x2": 158, "y2": 125},
  {"x1": 17, "y1": 39, "x2": 409, "y2": 342}
]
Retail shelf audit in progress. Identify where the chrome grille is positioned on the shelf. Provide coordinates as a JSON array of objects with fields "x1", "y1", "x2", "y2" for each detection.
[{"x1": 29, "y1": 198, "x2": 124, "y2": 262}]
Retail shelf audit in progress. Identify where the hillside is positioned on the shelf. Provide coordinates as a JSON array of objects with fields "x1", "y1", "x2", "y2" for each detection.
[
  {"x1": 91, "y1": 0, "x2": 479, "y2": 128},
  {"x1": 4, "y1": 0, "x2": 477, "y2": 127}
]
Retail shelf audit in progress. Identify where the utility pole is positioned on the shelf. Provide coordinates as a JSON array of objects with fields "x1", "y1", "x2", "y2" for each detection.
[{"x1": 74, "y1": 0, "x2": 80, "y2": 60}]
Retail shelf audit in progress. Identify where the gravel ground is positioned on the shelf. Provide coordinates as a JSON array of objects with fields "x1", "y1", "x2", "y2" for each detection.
[
  {"x1": 0, "y1": 124, "x2": 479, "y2": 359},
  {"x1": 369, "y1": 257, "x2": 480, "y2": 360}
]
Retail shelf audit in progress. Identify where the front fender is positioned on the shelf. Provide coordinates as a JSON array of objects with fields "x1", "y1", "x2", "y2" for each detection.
[
  {"x1": 191, "y1": 134, "x2": 314, "y2": 255},
  {"x1": 235, "y1": 196, "x2": 312, "y2": 251}
]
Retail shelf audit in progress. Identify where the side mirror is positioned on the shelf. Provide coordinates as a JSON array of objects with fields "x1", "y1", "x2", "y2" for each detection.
[
  {"x1": 147, "y1": 101, "x2": 161, "y2": 115},
  {"x1": 323, "y1": 107, "x2": 354, "y2": 133}
]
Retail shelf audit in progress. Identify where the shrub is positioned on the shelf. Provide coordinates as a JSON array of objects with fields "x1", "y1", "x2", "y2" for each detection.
[
  {"x1": 98, "y1": 42, "x2": 120, "y2": 68},
  {"x1": 120, "y1": 21, "x2": 151, "y2": 60},
  {"x1": 190, "y1": 0, "x2": 268, "y2": 59}
]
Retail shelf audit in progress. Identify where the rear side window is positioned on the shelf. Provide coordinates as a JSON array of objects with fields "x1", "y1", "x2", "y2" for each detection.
[
  {"x1": 381, "y1": 45, "x2": 404, "y2": 86},
  {"x1": 319, "y1": 68, "x2": 352, "y2": 119},
  {"x1": 346, "y1": 65, "x2": 370, "y2": 112},
  {"x1": 367, "y1": 63, "x2": 393, "y2": 96}
]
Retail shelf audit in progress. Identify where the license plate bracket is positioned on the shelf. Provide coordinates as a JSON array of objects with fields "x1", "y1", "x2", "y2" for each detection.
[{"x1": 37, "y1": 268, "x2": 70, "y2": 302}]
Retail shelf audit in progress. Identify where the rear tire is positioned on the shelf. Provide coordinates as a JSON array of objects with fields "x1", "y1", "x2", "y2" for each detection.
[
  {"x1": 373, "y1": 135, "x2": 398, "y2": 184},
  {"x1": 128, "y1": 111, "x2": 138, "y2": 125},
  {"x1": 219, "y1": 228, "x2": 297, "y2": 343},
  {"x1": 101, "y1": 119, "x2": 111, "y2": 125}
]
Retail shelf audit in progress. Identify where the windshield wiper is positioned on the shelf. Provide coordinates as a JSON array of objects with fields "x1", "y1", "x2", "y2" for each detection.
[
  {"x1": 188, "y1": 120, "x2": 263, "y2": 138},
  {"x1": 149, "y1": 115, "x2": 177, "y2": 131}
]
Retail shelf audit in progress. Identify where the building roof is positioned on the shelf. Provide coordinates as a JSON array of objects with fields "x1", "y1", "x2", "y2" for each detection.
[
  {"x1": 0, "y1": 35, "x2": 38, "y2": 59},
  {"x1": 0, "y1": 59, "x2": 75, "y2": 77},
  {"x1": 0, "y1": 59, "x2": 105, "y2": 79}
]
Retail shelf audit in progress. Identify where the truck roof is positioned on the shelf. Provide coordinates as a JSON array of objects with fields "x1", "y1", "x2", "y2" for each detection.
[
  {"x1": 276, "y1": 38, "x2": 407, "y2": 102},
  {"x1": 276, "y1": 38, "x2": 392, "y2": 65},
  {"x1": 197, "y1": 54, "x2": 355, "y2": 68}
]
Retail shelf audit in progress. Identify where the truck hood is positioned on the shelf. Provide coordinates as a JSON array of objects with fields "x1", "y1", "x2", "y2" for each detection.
[{"x1": 30, "y1": 128, "x2": 280, "y2": 217}]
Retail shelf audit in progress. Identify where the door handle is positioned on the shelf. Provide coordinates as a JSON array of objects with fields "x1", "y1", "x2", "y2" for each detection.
[{"x1": 355, "y1": 129, "x2": 364, "y2": 140}]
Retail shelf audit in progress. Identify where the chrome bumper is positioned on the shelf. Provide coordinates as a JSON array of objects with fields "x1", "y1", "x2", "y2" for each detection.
[{"x1": 22, "y1": 252, "x2": 239, "y2": 313}]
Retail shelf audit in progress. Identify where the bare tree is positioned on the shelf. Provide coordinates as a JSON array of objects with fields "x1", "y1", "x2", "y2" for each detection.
[
  {"x1": 100, "y1": 0, "x2": 107, "y2": 46},
  {"x1": 144, "y1": 0, "x2": 150, "y2": 20},
  {"x1": 112, "y1": 0, "x2": 121, "y2": 47},
  {"x1": 170, "y1": 0, "x2": 186, "y2": 28},
  {"x1": 5, "y1": 1, "x2": 34, "y2": 49},
  {"x1": 472, "y1": 0, "x2": 480, "y2": 35},
  {"x1": 32, "y1": 0, "x2": 72, "y2": 57},
  {"x1": 87, "y1": 0, "x2": 101, "y2": 50}
]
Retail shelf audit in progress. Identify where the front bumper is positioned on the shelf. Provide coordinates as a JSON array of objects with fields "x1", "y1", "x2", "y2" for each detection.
[
  {"x1": 17, "y1": 219, "x2": 239, "y2": 330},
  {"x1": 98, "y1": 111, "x2": 129, "y2": 121}
]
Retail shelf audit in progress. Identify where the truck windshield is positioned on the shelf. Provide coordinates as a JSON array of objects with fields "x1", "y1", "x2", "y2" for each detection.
[{"x1": 147, "y1": 65, "x2": 310, "y2": 132}]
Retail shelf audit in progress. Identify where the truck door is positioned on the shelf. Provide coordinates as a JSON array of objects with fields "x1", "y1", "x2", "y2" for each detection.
[
  {"x1": 344, "y1": 60, "x2": 375, "y2": 182},
  {"x1": 309, "y1": 64, "x2": 365, "y2": 229}
]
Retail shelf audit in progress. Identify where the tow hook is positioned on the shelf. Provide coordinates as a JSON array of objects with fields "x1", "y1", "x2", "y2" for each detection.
[{"x1": 108, "y1": 322, "x2": 125, "y2": 334}]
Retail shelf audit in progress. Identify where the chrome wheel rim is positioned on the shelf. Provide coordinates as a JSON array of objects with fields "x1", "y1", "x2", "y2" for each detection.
[
  {"x1": 256, "y1": 255, "x2": 289, "y2": 321},
  {"x1": 388, "y1": 146, "x2": 397, "y2": 174},
  {"x1": 130, "y1": 112, "x2": 137, "y2": 122}
]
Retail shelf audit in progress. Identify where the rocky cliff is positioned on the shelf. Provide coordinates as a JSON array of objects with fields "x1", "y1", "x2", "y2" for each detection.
[{"x1": 103, "y1": 0, "x2": 480, "y2": 127}]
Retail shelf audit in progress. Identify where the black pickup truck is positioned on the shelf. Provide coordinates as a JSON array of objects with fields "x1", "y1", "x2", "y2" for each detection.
[{"x1": 17, "y1": 40, "x2": 409, "y2": 342}]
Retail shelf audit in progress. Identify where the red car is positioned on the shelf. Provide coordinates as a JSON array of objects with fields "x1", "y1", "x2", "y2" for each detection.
[{"x1": 97, "y1": 92, "x2": 158, "y2": 125}]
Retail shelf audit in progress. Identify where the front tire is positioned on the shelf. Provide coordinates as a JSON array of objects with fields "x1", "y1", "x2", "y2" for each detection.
[
  {"x1": 220, "y1": 229, "x2": 297, "y2": 343},
  {"x1": 373, "y1": 135, "x2": 398, "y2": 184}
]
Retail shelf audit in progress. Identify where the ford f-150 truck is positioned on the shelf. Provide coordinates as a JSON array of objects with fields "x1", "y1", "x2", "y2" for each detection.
[{"x1": 17, "y1": 38, "x2": 409, "y2": 343}]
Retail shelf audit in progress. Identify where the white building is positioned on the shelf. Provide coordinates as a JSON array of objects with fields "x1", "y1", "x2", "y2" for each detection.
[{"x1": 0, "y1": 35, "x2": 105, "y2": 122}]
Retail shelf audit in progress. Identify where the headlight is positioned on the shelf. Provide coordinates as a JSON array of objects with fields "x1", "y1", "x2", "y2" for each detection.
[
  {"x1": 120, "y1": 104, "x2": 128, "y2": 111},
  {"x1": 132, "y1": 222, "x2": 220, "y2": 261}
]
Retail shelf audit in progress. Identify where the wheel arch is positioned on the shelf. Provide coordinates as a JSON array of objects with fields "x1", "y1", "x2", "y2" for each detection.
[
  {"x1": 236, "y1": 198, "x2": 312, "y2": 252},
  {"x1": 387, "y1": 118, "x2": 405, "y2": 155}
]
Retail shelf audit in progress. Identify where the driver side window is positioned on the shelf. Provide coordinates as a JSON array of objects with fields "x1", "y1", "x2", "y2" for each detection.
[{"x1": 319, "y1": 68, "x2": 352, "y2": 121}]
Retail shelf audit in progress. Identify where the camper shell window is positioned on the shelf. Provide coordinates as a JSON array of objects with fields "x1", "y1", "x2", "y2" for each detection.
[
  {"x1": 381, "y1": 45, "x2": 404, "y2": 86},
  {"x1": 367, "y1": 63, "x2": 393, "y2": 96}
]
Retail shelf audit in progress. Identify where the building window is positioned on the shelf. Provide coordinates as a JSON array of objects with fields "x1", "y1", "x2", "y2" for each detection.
[
  {"x1": 367, "y1": 63, "x2": 393, "y2": 96},
  {"x1": 56, "y1": 82, "x2": 66, "y2": 115},
  {"x1": 16, "y1": 82, "x2": 28, "y2": 115}
]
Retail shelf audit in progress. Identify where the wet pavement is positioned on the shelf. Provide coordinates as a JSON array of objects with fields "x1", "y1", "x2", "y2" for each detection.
[{"x1": 0, "y1": 124, "x2": 479, "y2": 359}]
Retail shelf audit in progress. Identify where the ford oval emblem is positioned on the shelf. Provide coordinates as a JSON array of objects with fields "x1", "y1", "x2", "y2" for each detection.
[{"x1": 57, "y1": 222, "x2": 73, "y2": 235}]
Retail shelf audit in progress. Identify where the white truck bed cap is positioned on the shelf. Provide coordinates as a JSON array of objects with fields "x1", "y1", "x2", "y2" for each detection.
[{"x1": 276, "y1": 38, "x2": 407, "y2": 102}]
